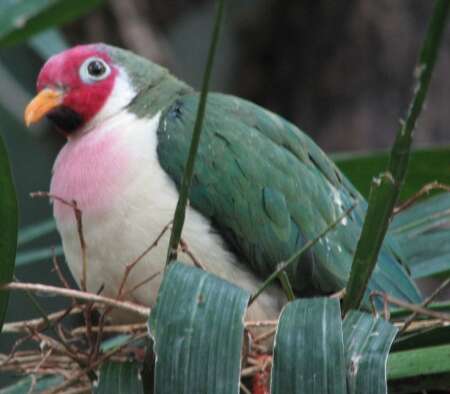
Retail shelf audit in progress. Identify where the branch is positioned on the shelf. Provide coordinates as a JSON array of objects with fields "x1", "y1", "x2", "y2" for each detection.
[{"x1": 1, "y1": 282, "x2": 150, "y2": 318}]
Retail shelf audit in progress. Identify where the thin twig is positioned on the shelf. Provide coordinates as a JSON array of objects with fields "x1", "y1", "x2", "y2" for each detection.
[
  {"x1": 394, "y1": 181, "x2": 450, "y2": 214},
  {"x1": 116, "y1": 220, "x2": 172, "y2": 299},
  {"x1": 122, "y1": 271, "x2": 162, "y2": 298},
  {"x1": 180, "y1": 237, "x2": 207, "y2": 270},
  {"x1": 253, "y1": 328, "x2": 276, "y2": 344},
  {"x1": 2, "y1": 306, "x2": 83, "y2": 333},
  {"x1": 370, "y1": 291, "x2": 450, "y2": 321},
  {"x1": 240, "y1": 382, "x2": 252, "y2": 394},
  {"x1": 52, "y1": 250, "x2": 76, "y2": 305},
  {"x1": 394, "y1": 318, "x2": 449, "y2": 333},
  {"x1": 70, "y1": 323, "x2": 146, "y2": 336},
  {"x1": 249, "y1": 205, "x2": 355, "y2": 304},
  {"x1": 1, "y1": 282, "x2": 150, "y2": 318},
  {"x1": 399, "y1": 276, "x2": 450, "y2": 334},
  {"x1": 31, "y1": 191, "x2": 88, "y2": 292},
  {"x1": 244, "y1": 320, "x2": 278, "y2": 328},
  {"x1": 43, "y1": 333, "x2": 147, "y2": 394}
]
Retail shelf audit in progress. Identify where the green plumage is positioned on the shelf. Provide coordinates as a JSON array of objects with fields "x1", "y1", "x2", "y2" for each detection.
[
  {"x1": 106, "y1": 43, "x2": 446, "y2": 305},
  {"x1": 155, "y1": 93, "x2": 422, "y2": 303}
]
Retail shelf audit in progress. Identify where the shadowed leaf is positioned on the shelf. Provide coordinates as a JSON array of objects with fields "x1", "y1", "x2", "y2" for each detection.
[
  {"x1": 271, "y1": 297, "x2": 346, "y2": 394},
  {"x1": 343, "y1": 310, "x2": 398, "y2": 394},
  {"x1": 0, "y1": 0, "x2": 105, "y2": 47},
  {"x1": 0, "y1": 133, "x2": 18, "y2": 332},
  {"x1": 95, "y1": 361, "x2": 144, "y2": 394},
  {"x1": 149, "y1": 262, "x2": 249, "y2": 394}
]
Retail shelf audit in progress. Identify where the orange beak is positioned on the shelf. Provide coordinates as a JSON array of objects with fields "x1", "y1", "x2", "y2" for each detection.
[{"x1": 24, "y1": 88, "x2": 64, "y2": 127}]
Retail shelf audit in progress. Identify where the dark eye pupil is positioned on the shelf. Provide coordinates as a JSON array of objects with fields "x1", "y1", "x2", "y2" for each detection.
[{"x1": 87, "y1": 60, "x2": 106, "y2": 77}]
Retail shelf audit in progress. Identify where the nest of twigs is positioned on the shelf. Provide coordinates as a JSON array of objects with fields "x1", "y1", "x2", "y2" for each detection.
[{"x1": 2, "y1": 192, "x2": 450, "y2": 393}]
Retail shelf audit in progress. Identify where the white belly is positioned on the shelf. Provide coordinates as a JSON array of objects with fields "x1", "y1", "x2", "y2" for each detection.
[{"x1": 51, "y1": 111, "x2": 285, "y2": 322}]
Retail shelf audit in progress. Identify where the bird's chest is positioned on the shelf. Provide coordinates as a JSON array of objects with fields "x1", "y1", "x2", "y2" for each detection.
[{"x1": 50, "y1": 113, "x2": 172, "y2": 296}]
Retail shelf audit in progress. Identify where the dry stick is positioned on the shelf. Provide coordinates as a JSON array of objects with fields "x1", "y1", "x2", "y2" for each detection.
[
  {"x1": 180, "y1": 237, "x2": 207, "y2": 270},
  {"x1": 249, "y1": 205, "x2": 356, "y2": 304},
  {"x1": 24, "y1": 325, "x2": 89, "y2": 374},
  {"x1": 2, "y1": 307, "x2": 84, "y2": 333},
  {"x1": 399, "y1": 276, "x2": 450, "y2": 334},
  {"x1": 116, "y1": 220, "x2": 172, "y2": 299},
  {"x1": 52, "y1": 251, "x2": 76, "y2": 305},
  {"x1": 0, "y1": 333, "x2": 34, "y2": 368},
  {"x1": 244, "y1": 320, "x2": 278, "y2": 328},
  {"x1": 370, "y1": 291, "x2": 450, "y2": 321},
  {"x1": 393, "y1": 181, "x2": 450, "y2": 214},
  {"x1": 122, "y1": 271, "x2": 161, "y2": 298},
  {"x1": 90, "y1": 221, "x2": 171, "y2": 360},
  {"x1": 3, "y1": 328, "x2": 82, "y2": 378},
  {"x1": 394, "y1": 318, "x2": 449, "y2": 333},
  {"x1": 43, "y1": 332, "x2": 147, "y2": 394},
  {"x1": 240, "y1": 382, "x2": 252, "y2": 394},
  {"x1": 30, "y1": 192, "x2": 87, "y2": 292},
  {"x1": 241, "y1": 358, "x2": 272, "y2": 378},
  {"x1": 1, "y1": 282, "x2": 150, "y2": 318},
  {"x1": 253, "y1": 328, "x2": 277, "y2": 344},
  {"x1": 70, "y1": 323, "x2": 146, "y2": 336},
  {"x1": 31, "y1": 191, "x2": 96, "y2": 358},
  {"x1": 329, "y1": 288, "x2": 346, "y2": 299}
]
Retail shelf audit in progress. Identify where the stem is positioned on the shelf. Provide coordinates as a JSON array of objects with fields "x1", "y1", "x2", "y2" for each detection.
[
  {"x1": 342, "y1": 0, "x2": 450, "y2": 314},
  {"x1": 249, "y1": 205, "x2": 355, "y2": 305},
  {"x1": 165, "y1": 0, "x2": 226, "y2": 265},
  {"x1": 1, "y1": 282, "x2": 150, "y2": 318}
]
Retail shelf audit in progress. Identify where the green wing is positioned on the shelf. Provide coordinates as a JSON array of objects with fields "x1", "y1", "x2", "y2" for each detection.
[{"x1": 157, "y1": 93, "x2": 421, "y2": 303}]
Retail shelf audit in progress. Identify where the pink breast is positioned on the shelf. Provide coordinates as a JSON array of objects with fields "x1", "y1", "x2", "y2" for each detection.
[{"x1": 50, "y1": 129, "x2": 128, "y2": 221}]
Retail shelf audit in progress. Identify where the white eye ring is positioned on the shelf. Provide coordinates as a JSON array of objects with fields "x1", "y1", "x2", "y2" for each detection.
[{"x1": 79, "y1": 57, "x2": 111, "y2": 83}]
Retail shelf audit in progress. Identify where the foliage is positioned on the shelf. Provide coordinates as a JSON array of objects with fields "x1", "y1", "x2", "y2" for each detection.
[
  {"x1": 0, "y1": 134, "x2": 18, "y2": 332},
  {"x1": 0, "y1": 0, "x2": 105, "y2": 46},
  {"x1": 342, "y1": 0, "x2": 450, "y2": 314},
  {"x1": 1, "y1": 0, "x2": 450, "y2": 393}
]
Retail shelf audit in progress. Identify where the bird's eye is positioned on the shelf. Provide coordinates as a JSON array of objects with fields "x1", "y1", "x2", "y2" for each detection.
[{"x1": 79, "y1": 57, "x2": 111, "y2": 83}]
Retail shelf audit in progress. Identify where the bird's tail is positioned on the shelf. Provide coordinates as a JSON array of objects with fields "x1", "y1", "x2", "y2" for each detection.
[{"x1": 389, "y1": 192, "x2": 450, "y2": 280}]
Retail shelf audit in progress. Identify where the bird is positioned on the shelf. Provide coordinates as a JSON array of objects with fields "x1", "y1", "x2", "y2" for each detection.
[{"x1": 25, "y1": 43, "x2": 444, "y2": 322}]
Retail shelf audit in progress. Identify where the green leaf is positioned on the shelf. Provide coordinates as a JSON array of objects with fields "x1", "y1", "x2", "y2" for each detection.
[
  {"x1": 16, "y1": 245, "x2": 63, "y2": 266},
  {"x1": 390, "y1": 192, "x2": 450, "y2": 278},
  {"x1": 18, "y1": 218, "x2": 56, "y2": 246},
  {"x1": 166, "y1": 0, "x2": 226, "y2": 264},
  {"x1": 149, "y1": 262, "x2": 249, "y2": 394},
  {"x1": 342, "y1": 0, "x2": 449, "y2": 313},
  {"x1": 334, "y1": 147, "x2": 450, "y2": 200},
  {"x1": 393, "y1": 325, "x2": 450, "y2": 351},
  {"x1": 390, "y1": 300, "x2": 450, "y2": 319},
  {"x1": 0, "y1": 134, "x2": 18, "y2": 332},
  {"x1": 29, "y1": 29, "x2": 68, "y2": 58},
  {"x1": 342, "y1": 172, "x2": 398, "y2": 313},
  {"x1": 0, "y1": 375, "x2": 63, "y2": 394},
  {"x1": 0, "y1": 0, "x2": 105, "y2": 47},
  {"x1": 271, "y1": 297, "x2": 346, "y2": 394},
  {"x1": 95, "y1": 361, "x2": 144, "y2": 394},
  {"x1": 343, "y1": 310, "x2": 398, "y2": 394},
  {"x1": 387, "y1": 344, "x2": 450, "y2": 380}
]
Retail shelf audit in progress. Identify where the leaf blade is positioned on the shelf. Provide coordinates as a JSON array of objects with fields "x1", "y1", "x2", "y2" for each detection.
[
  {"x1": 0, "y1": 133, "x2": 18, "y2": 332},
  {"x1": 0, "y1": 0, "x2": 105, "y2": 46},
  {"x1": 343, "y1": 310, "x2": 398, "y2": 394},
  {"x1": 149, "y1": 262, "x2": 249, "y2": 394},
  {"x1": 271, "y1": 297, "x2": 346, "y2": 394},
  {"x1": 95, "y1": 361, "x2": 144, "y2": 394}
]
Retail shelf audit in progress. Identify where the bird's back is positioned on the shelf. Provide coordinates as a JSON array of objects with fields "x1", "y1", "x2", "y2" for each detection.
[{"x1": 155, "y1": 92, "x2": 422, "y2": 304}]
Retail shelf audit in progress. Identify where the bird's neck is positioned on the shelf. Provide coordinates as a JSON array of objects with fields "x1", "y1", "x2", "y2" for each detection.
[{"x1": 50, "y1": 111, "x2": 161, "y2": 221}]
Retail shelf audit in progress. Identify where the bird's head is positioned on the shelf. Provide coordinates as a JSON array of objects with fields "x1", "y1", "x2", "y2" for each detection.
[{"x1": 24, "y1": 43, "x2": 187, "y2": 136}]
